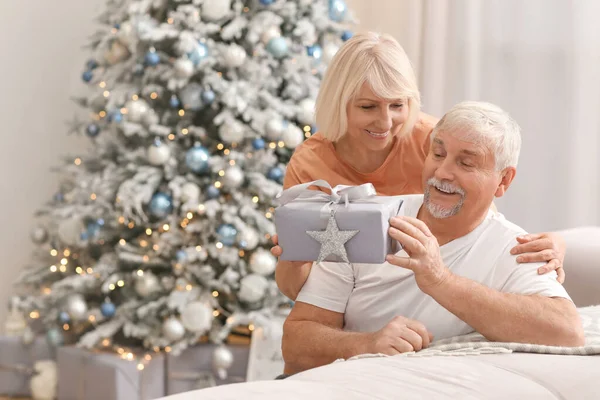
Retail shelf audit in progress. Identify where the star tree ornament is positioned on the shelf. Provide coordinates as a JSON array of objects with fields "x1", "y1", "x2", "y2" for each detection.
[{"x1": 306, "y1": 212, "x2": 359, "y2": 263}]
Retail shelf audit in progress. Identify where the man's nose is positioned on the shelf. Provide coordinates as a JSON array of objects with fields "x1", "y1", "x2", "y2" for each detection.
[{"x1": 434, "y1": 159, "x2": 455, "y2": 181}]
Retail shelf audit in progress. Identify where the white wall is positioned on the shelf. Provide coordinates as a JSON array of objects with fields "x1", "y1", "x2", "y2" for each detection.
[{"x1": 0, "y1": 0, "x2": 104, "y2": 326}]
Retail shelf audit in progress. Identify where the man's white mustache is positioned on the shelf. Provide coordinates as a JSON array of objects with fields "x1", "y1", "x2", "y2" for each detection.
[{"x1": 426, "y1": 178, "x2": 465, "y2": 196}]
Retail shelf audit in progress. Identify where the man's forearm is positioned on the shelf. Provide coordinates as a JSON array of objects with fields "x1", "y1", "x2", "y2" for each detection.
[
  {"x1": 426, "y1": 274, "x2": 584, "y2": 346},
  {"x1": 282, "y1": 319, "x2": 369, "y2": 374}
]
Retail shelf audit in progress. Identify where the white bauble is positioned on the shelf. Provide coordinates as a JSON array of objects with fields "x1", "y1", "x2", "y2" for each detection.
[
  {"x1": 202, "y1": 0, "x2": 231, "y2": 21},
  {"x1": 135, "y1": 272, "x2": 161, "y2": 297},
  {"x1": 219, "y1": 120, "x2": 245, "y2": 143},
  {"x1": 179, "y1": 83, "x2": 203, "y2": 111},
  {"x1": 117, "y1": 21, "x2": 135, "y2": 46},
  {"x1": 104, "y1": 40, "x2": 130, "y2": 65},
  {"x1": 30, "y1": 360, "x2": 58, "y2": 400},
  {"x1": 180, "y1": 302, "x2": 213, "y2": 333},
  {"x1": 238, "y1": 274, "x2": 269, "y2": 303},
  {"x1": 249, "y1": 248, "x2": 277, "y2": 276},
  {"x1": 261, "y1": 26, "x2": 281, "y2": 45},
  {"x1": 323, "y1": 43, "x2": 340, "y2": 63},
  {"x1": 125, "y1": 99, "x2": 150, "y2": 123},
  {"x1": 162, "y1": 317, "x2": 186, "y2": 341},
  {"x1": 174, "y1": 58, "x2": 195, "y2": 79},
  {"x1": 282, "y1": 123, "x2": 304, "y2": 149},
  {"x1": 264, "y1": 119, "x2": 284, "y2": 141},
  {"x1": 181, "y1": 182, "x2": 200, "y2": 202},
  {"x1": 57, "y1": 217, "x2": 84, "y2": 246},
  {"x1": 212, "y1": 345, "x2": 234, "y2": 370},
  {"x1": 30, "y1": 226, "x2": 48, "y2": 244},
  {"x1": 65, "y1": 294, "x2": 88, "y2": 320},
  {"x1": 222, "y1": 166, "x2": 244, "y2": 189},
  {"x1": 147, "y1": 142, "x2": 171, "y2": 165},
  {"x1": 297, "y1": 98, "x2": 315, "y2": 125},
  {"x1": 238, "y1": 228, "x2": 259, "y2": 250},
  {"x1": 223, "y1": 44, "x2": 247, "y2": 68}
]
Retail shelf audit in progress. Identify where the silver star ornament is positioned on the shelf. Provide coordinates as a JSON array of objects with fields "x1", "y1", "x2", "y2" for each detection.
[{"x1": 306, "y1": 214, "x2": 359, "y2": 263}]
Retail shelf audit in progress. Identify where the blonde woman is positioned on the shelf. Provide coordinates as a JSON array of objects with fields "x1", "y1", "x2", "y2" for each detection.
[{"x1": 272, "y1": 32, "x2": 566, "y2": 300}]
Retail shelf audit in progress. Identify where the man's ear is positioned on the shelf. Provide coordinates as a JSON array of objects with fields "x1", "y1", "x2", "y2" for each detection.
[{"x1": 495, "y1": 167, "x2": 516, "y2": 198}]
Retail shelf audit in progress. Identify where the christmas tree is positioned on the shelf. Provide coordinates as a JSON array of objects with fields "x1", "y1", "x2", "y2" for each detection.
[{"x1": 12, "y1": 0, "x2": 353, "y2": 365}]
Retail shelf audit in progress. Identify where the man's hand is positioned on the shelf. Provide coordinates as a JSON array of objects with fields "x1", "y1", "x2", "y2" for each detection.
[
  {"x1": 385, "y1": 216, "x2": 452, "y2": 293},
  {"x1": 272, "y1": 234, "x2": 313, "y2": 300},
  {"x1": 511, "y1": 232, "x2": 566, "y2": 283},
  {"x1": 367, "y1": 316, "x2": 433, "y2": 355}
]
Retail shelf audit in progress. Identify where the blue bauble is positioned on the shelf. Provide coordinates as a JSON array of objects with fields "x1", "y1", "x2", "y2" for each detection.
[
  {"x1": 133, "y1": 63, "x2": 145, "y2": 76},
  {"x1": 46, "y1": 328, "x2": 64, "y2": 347},
  {"x1": 266, "y1": 37, "x2": 288, "y2": 59},
  {"x1": 307, "y1": 45, "x2": 322, "y2": 59},
  {"x1": 96, "y1": 218, "x2": 105, "y2": 226},
  {"x1": 188, "y1": 42, "x2": 209, "y2": 66},
  {"x1": 149, "y1": 192, "x2": 173, "y2": 219},
  {"x1": 216, "y1": 224, "x2": 238, "y2": 246},
  {"x1": 100, "y1": 302, "x2": 116, "y2": 318},
  {"x1": 252, "y1": 138, "x2": 266, "y2": 150},
  {"x1": 185, "y1": 145, "x2": 210, "y2": 173},
  {"x1": 82, "y1": 70, "x2": 93, "y2": 82},
  {"x1": 259, "y1": 0, "x2": 275, "y2": 4},
  {"x1": 80, "y1": 231, "x2": 89, "y2": 241},
  {"x1": 206, "y1": 185, "x2": 220, "y2": 199},
  {"x1": 86, "y1": 59, "x2": 98, "y2": 70},
  {"x1": 113, "y1": 23, "x2": 121, "y2": 29},
  {"x1": 58, "y1": 311, "x2": 71, "y2": 324},
  {"x1": 54, "y1": 192, "x2": 64, "y2": 203},
  {"x1": 176, "y1": 249, "x2": 187, "y2": 262},
  {"x1": 201, "y1": 90, "x2": 216, "y2": 105},
  {"x1": 169, "y1": 95, "x2": 180, "y2": 108},
  {"x1": 86, "y1": 124, "x2": 100, "y2": 137},
  {"x1": 328, "y1": 0, "x2": 347, "y2": 22},
  {"x1": 144, "y1": 50, "x2": 161, "y2": 66},
  {"x1": 108, "y1": 110, "x2": 123, "y2": 123},
  {"x1": 267, "y1": 166, "x2": 284, "y2": 183},
  {"x1": 87, "y1": 221, "x2": 102, "y2": 238},
  {"x1": 341, "y1": 30, "x2": 353, "y2": 41}
]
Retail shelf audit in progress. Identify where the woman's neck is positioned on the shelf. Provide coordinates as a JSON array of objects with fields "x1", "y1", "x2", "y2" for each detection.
[{"x1": 333, "y1": 136, "x2": 396, "y2": 174}]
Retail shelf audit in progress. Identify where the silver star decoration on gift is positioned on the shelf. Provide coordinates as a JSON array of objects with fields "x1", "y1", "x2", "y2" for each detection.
[{"x1": 307, "y1": 214, "x2": 359, "y2": 263}]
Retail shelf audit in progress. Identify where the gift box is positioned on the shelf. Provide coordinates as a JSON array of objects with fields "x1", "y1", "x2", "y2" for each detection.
[
  {"x1": 0, "y1": 335, "x2": 54, "y2": 397},
  {"x1": 57, "y1": 346, "x2": 165, "y2": 400},
  {"x1": 274, "y1": 180, "x2": 404, "y2": 264},
  {"x1": 166, "y1": 343, "x2": 250, "y2": 395}
]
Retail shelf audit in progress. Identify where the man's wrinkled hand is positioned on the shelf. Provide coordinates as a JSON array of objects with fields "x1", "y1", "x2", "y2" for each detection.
[
  {"x1": 366, "y1": 316, "x2": 433, "y2": 355},
  {"x1": 386, "y1": 216, "x2": 452, "y2": 293}
]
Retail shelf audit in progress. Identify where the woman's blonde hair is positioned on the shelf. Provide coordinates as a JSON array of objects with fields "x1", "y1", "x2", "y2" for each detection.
[{"x1": 315, "y1": 32, "x2": 421, "y2": 142}]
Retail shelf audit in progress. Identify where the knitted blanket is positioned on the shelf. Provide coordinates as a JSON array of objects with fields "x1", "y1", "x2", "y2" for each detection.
[{"x1": 340, "y1": 305, "x2": 600, "y2": 362}]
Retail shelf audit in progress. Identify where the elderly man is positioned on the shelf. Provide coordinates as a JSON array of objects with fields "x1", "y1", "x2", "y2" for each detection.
[{"x1": 281, "y1": 101, "x2": 585, "y2": 375}]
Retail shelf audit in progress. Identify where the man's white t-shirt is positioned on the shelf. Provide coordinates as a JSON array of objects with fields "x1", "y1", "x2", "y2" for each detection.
[{"x1": 296, "y1": 194, "x2": 571, "y2": 340}]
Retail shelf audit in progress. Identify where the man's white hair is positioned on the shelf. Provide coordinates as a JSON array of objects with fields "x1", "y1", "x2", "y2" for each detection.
[{"x1": 431, "y1": 101, "x2": 522, "y2": 170}]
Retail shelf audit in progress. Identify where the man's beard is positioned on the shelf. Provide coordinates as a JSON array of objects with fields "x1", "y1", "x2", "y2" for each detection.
[{"x1": 423, "y1": 177, "x2": 466, "y2": 219}]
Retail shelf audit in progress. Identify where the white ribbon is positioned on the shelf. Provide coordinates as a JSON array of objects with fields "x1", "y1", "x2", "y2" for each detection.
[{"x1": 275, "y1": 180, "x2": 377, "y2": 218}]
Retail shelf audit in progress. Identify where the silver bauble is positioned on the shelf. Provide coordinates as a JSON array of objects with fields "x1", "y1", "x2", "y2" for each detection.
[
  {"x1": 238, "y1": 274, "x2": 268, "y2": 303},
  {"x1": 223, "y1": 44, "x2": 247, "y2": 68},
  {"x1": 222, "y1": 166, "x2": 244, "y2": 189},
  {"x1": 202, "y1": 0, "x2": 231, "y2": 21},
  {"x1": 181, "y1": 182, "x2": 200, "y2": 202},
  {"x1": 219, "y1": 120, "x2": 245, "y2": 143},
  {"x1": 249, "y1": 248, "x2": 277, "y2": 276},
  {"x1": 147, "y1": 142, "x2": 171, "y2": 165},
  {"x1": 65, "y1": 294, "x2": 88, "y2": 320},
  {"x1": 104, "y1": 40, "x2": 130, "y2": 65},
  {"x1": 323, "y1": 43, "x2": 340, "y2": 63},
  {"x1": 297, "y1": 98, "x2": 315, "y2": 125},
  {"x1": 212, "y1": 345, "x2": 234, "y2": 372},
  {"x1": 135, "y1": 272, "x2": 161, "y2": 297},
  {"x1": 162, "y1": 317, "x2": 186, "y2": 341},
  {"x1": 261, "y1": 26, "x2": 281, "y2": 45},
  {"x1": 181, "y1": 302, "x2": 213, "y2": 333},
  {"x1": 282, "y1": 123, "x2": 304, "y2": 149},
  {"x1": 125, "y1": 99, "x2": 150, "y2": 123},
  {"x1": 238, "y1": 228, "x2": 259, "y2": 250},
  {"x1": 174, "y1": 58, "x2": 195, "y2": 79},
  {"x1": 30, "y1": 226, "x2": 48, "y2": 244},
  {"x1": 57, "y1": 218, "x2": 84, "y2": 246},
  {"x1": 264, "y1": 119, "x2": 285, "y2": 141}
]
